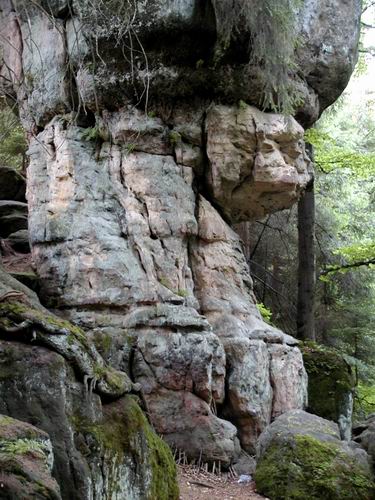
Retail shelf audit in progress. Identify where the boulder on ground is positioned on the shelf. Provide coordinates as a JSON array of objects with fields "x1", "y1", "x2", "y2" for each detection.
[
  {"x1": 0, "y1": 414, "x2": 61, "y2": 499},
  {"x1": 0, "y1": 166, "x2": 26, "y2": 201},
  {"x1": 353, "y1": 414, "x2": 375, "y2": 471},
  {"x1": 0, "y1": 200, "x2": 28, "y2": 238},
  {"x1": 301, "y1": 342, "x2": 355, "y2": 440},
  {"x1": 255, "y1": 410, "x2": 374, "y2": 500}
]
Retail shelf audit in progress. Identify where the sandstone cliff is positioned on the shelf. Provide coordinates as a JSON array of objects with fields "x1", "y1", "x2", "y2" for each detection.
[{"x1": 0, "y1": 1, "x2": 362, "y2": 498}]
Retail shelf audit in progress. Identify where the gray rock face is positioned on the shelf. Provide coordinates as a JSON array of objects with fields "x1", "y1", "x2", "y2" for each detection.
[
  {"x1": 0, "y1": 267, "x2": 178, "y2": 500},
  {"x1": 0, "y1": 414, "x2": 61, "y2": 499},
  {"x1": 191, "y1": 195, "x2": 307, "y2": 453},
  {"x1": 1, "y1": 0, "x2": 361, "y2": 128},
  {"x1": 353, "y1": 414, "x2": 375, "y2": 471},
  {"x1": 23, "y1": 107, "x2": 309, "y2": 462},
  {"x1": 298, "y1": 0, "x2": 362, "y2": 114},
  {"x1": 0, "y1": 342, "x2": 178, "y2": 500},
  {"x1": 0, "y1": 0, "x2": 361, "y2": 489},
  {"x1": 205, "y1": 105, "x2": 312, "y2": 222}
]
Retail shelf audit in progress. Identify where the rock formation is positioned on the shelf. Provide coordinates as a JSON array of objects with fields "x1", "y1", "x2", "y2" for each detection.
[
  {"x1": 0, "y1": 414, "x2": 61, "y2": 499},
  {"x1": 255, "y1": 410, "x2": 375, "y2": 499},
  {"x1": 0, "y1": 0, "x2": 363, "y2": 497},
  {"x1": 302, "y1": 343, "x2": 356, "y2": 441},
  {"x1": 353, "y1": 415, "x2": 375, "y2": 472}
]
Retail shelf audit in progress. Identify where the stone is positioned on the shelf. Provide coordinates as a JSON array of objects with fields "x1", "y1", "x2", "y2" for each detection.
[
  {"x1": 205, "y1": 104, "x2": 312, "y2": 222},
  {"x1": 301, "y1": 343, "x2": 355, "y2": 440},
  {"x1": 0, "y1": 342, "x2": 178, "y2": 499},
  {"x1": 232, "y1": 451, "x2": 256, "y2": 476},
  {"x1": 1, "y1": 1, "x2": 360, "y2": 128},
  {"x1": 191, "y1": 195, "x2": 307, "y2": 452},
  {"x1": 24, "y1": 115, "x2": 242, "y2": 464},
  {"x1": 0, "y1": 200, "x2": 28, "y2": 238},
  {"x1": 0, "y1": 266, "x2": 179, "y2": 500},
  {"x1": 144, "y1": 388, "x2": 240, "y2": 466},
  {"x1": 63, "y1": 0, "x2": 360, "y2": 125},
  {"x1": 0, "y1": 166, "x2": 26, "y2": 201},
  {"x1": 14, "y1": 4, "x2": 70, "y2": 128},
  {"x1": 222, "y1": 339, "x2": 273, "y2": 454},
  {"x1": 0, "y1": 414, "x2": 61, "y2": 499},
  {"x1": 269, "y1": 344, "x2": 308, "y2": 420},
  {"x1": 0, "y1": 0, "x2": 361, "y2": 488},
  {"x1": 5, "y1": 229, "x2": 30, "y2": 253},
  {"x1": 297, "y1": 0, "x2": 362, "y2": 115},
  {"x1": 4, "y1": 102, "x2": 309, "y2": 470},
  {"x1": 255, "y1": 410, "x2": 375, "y2": 500},
  {"x1": 353, "y1": 414, "x2": 375, "y2": 472}
]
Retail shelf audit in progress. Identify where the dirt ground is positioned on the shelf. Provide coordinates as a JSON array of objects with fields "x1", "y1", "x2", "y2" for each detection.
[{"x1": 178, "y1": 465, "x2": 267, "y2": 500}]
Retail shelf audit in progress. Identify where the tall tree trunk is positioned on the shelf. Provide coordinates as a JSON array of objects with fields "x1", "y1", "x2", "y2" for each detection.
[{"x1": 297, "y1": 176, "x2": 316, "y2": 341}]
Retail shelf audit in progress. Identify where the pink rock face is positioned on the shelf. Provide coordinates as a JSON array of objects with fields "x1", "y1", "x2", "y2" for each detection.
[
  {"x1": 206, "y1": 105, "x2": 312, "y2": 222},
  {"x1": 1, "y1": 0, "x2": 361, "y2": 470},
  {"x1": 24, "y1": 107, "x2": 308, "y2": 461}
]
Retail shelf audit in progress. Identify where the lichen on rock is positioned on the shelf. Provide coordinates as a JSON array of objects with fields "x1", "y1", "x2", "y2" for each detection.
[
  {"x1": 71, "y1": 395, "x2": 179, "y2": 500},
  {"x1": 255, "y1": 410, "x2": 375, "y2": 500},
  {"x1": 0, "y1": 0, "x2": 364, "y2": 495},
  {"x1": 301, "y1": 342, "x2": 356, "y2": 440},
  {"x1": 0, "y1": 414, "x2": 61, "y2": 499}
]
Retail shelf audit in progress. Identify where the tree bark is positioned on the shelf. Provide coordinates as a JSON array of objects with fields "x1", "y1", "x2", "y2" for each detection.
[{"x1": 297, "y1": 176, "x2": 316, "y2": 341}]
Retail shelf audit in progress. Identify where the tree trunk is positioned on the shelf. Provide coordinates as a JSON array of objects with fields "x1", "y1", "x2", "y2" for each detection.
[{"x1": 297, "y1": 176, "x2": 316, "y2": 341}]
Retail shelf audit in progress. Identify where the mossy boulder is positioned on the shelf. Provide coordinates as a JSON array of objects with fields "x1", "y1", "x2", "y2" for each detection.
[
  {"x1": 301, "y1": 342, "x2": 355, "y2": 439},
  {"x1": 0, "y1": 166, "x2": 26, "y2": 202},
  {"x1": 0, "y1": 414, "x2": 61, "y2": 499},
  {"x1": 255, "y1": 410, "x2": 375, "y2": 500}
]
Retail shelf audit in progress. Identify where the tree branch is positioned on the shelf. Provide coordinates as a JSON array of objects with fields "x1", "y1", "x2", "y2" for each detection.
[{"x1": 321, "y1": 259, "x2": 375, "y2": 276}]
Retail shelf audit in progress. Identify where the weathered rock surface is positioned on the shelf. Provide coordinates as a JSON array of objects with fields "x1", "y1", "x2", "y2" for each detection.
[
  {"x1": 191, "y1": 195, "x2": 307, "y2": 452},
  {"x1": 0, "y1": 0, "x2": 362, "y2": 493},
  {"x1": 2, "y1": 0, "x2": 360, "y2": 127},
  {"x1": 353, "y1": 414, "x2": 375, "y2": 472},
  {"x1": 302, "y1": 343, "x2": 356, "y2": 440},
  {"x1": 205, "y1": 105, "x2": 312, "y2": 221},
  {"x1": 0, "y1": 414, "x2": 61, "y2": 499},
  {"x1": 0, "y1": 166, "x2": 26, "y2": 201},
  {"x1": 0, "y1": 266, "x2": 179, "y2": 500},
  {"x1": 23, "y1": 108, "x2": 309, "y2": 461},
  {"x1": 255, "y1": 410, "x2": 375, "y2": 500}
]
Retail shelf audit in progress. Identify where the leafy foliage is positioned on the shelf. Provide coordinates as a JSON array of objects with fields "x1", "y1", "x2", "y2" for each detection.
[
  {"x1": 257, "y1": 302, "x2": 273, "y2": 324},
  {"x1": 305, "y1": 128, "x2": 375, "y2": 178},
  {"x1": 0, "y1": 100, "x2": 27, "y2": 169}
]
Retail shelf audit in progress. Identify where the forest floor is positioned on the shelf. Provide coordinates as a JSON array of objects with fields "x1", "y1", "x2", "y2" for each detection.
[{"x1": 177, "y1": 465, "x2": 267, "y2": 500}]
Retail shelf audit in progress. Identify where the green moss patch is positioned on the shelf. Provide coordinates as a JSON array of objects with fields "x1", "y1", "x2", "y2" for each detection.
[
  {"x1": 0, "y1": 300, "x2": 87, "y2": 346},
  {"x1": 301, "y1": 342, "x2": 355, "y2": 423},
  {"x1": 72, "y1": 395, "x2": 179, "y2": 499},
  {"x1": 255, "y1": 435, "x2": 375, "y2": 500}
]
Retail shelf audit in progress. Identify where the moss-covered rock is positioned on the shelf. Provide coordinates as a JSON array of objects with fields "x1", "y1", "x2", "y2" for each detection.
[
  {"x1": 72, "y1": 395, "x2": 179, "y2": 500},
  {"x1": 0, "y1": 294, "x2": 134, "y2": 399},
  {"x1": 301, "y1": 342, "x2": 355, "y2": 439},
  {"x1": 255, "y1": 410, "x2": 375, "y2": 500},
  {"x1": 0, "y1": 414, "x2": 61, "y2": 499}
]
